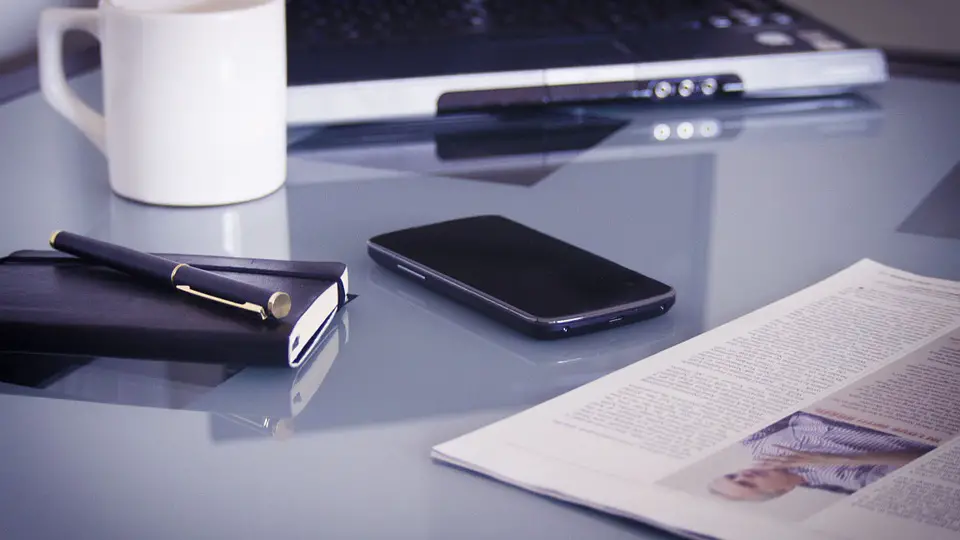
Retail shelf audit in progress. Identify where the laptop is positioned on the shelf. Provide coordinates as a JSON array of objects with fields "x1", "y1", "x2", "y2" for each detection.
[{"x1": 285, "y1": 0, "x2": 888, "y2": 125}]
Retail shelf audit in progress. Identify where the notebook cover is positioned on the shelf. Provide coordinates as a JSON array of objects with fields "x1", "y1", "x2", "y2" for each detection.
[{"x1": 0, "y1": 250, "x2": 349, "y2": 367}]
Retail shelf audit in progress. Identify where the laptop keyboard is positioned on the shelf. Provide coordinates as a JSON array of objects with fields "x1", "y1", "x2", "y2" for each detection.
[{"x1": 287, "y1": 0, "x2": 800, "y2": 48}]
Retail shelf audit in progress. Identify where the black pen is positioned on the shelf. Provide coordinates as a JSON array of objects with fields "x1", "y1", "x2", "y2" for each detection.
[{"x1": 49, "y1": 230, "x2": 292, "y2": 320}]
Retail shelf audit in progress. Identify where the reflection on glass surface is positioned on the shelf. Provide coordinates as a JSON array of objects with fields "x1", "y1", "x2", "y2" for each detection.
[
  {"x1": 898, "y1": 160, "x2": 960, "y2": 241},
  {"x1": 289, "y1": 109, "x2": 630, "y2": 187},
  {"x1": 367, "y1": 264, "x2": 679, "y2": 369},
  {"x1": 204, "y1": 312, "x2": 348, "y2": 442},
  {"x1": 653, "y1": 123, "x2": 671, "y2": 141},
  {"x1": 90, "y1": 187, "x2": 292, "y2": 260},
  {"x1": 287, "y1": 93, "x2": 882, "y2": 189},
  {"x1": 0, "y1": 310, "x2": 350, "y2": 441}
]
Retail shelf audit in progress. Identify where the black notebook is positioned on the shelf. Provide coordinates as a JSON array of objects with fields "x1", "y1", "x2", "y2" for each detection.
[{"x1": 0, "y1": 250, "x2": 352, "y2": 368}]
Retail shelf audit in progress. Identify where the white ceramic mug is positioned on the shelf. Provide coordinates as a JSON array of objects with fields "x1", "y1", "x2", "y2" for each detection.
[{"x1": 38, "y1": 0, "x2": 287, "y2": 206}]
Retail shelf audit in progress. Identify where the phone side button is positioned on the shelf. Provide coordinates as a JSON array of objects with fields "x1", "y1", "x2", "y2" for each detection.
[{"x1": 396, "y1": 264, "x2": 426, "y2": 280}]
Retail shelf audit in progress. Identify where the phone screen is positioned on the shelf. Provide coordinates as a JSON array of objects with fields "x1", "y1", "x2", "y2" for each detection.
[{"x1": 370, "y1": 215, "x2": 673, "y2": 319}]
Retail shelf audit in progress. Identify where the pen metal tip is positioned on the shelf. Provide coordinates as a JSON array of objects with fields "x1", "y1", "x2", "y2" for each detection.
[
  {"x1": 49, "y1": 230, "x2": 63, "y2": 247},
  {"x1": 268, "y1": 291, "x2": 292, "y2": 319}
]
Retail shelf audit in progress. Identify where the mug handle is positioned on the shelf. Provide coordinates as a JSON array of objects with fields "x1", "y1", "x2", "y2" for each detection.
[{"x1": 37, "y1": 8, "x2": 106, "y2": 153}]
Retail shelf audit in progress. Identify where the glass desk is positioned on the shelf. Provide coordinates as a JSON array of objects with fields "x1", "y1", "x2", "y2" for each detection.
[{"x1": 0, "y1": 71, "x2": 958, "y2": 540}]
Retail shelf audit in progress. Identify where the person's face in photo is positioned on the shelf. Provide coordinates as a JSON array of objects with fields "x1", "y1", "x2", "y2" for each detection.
[{"x1": 709, "y1": 468, "x2": 805, "y2": 501}]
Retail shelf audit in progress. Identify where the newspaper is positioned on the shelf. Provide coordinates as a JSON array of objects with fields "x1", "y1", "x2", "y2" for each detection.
[{"x1": 432, "y1": 259, "x2": 960, "y2": 540}]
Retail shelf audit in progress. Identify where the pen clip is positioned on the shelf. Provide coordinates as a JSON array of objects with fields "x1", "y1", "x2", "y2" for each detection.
[{"x1": 176, "y1": 285, "x2": 268, "y2": 320}]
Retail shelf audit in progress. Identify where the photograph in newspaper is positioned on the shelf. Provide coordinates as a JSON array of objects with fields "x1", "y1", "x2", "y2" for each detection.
[
  {"x1": 658, "y1": 329, "x2": 960, "y2": 523},
  {"x1": 659, "y1": 410, "x2": 938, "y2": 520}
]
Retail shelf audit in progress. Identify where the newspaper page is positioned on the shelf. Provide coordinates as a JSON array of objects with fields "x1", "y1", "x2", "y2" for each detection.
[{"x1": 432, "y1": 259, "x2": 960, "y2": 540}]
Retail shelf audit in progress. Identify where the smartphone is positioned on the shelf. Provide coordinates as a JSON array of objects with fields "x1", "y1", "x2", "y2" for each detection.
[{"x1": 367, "y1": 215, "x2": 675, "y2": 339}]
